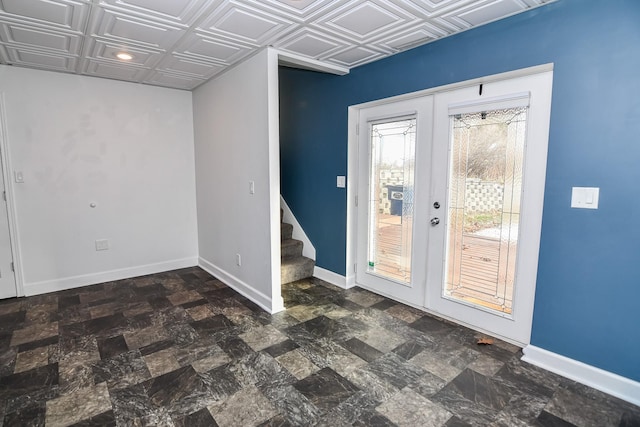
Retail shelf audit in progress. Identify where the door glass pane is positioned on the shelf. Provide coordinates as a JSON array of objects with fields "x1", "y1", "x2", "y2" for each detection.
[
  {"x1": 367, "y1": 118, "x2": 416, "y2": 284},
  {"x1": 445, "y1": 107, "x2": 527, "y2": 314}
]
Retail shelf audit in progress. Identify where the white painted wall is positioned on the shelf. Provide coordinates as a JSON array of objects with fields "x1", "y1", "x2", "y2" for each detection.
[
  {"x1": 193, "y1": 48, "x2": 283, "y2": 313},
  {"x1": 0, "y1": 65, "x2": 198, "y2": 294}
]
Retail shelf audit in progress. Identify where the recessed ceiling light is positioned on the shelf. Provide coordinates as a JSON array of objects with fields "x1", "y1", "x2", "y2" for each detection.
[{"x1": 116, "y1": 52, "x2": 133, "y2": 61}]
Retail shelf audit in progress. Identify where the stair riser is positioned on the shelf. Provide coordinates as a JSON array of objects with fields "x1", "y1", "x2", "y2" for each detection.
[
  {"x1": 281, "y1": 258, "x2": 315, "y2": 284},
  {"x1": 281, "y1": 240, "x2": 303, "y2": 259},
  {"x1": 280, "y1": 217, "x2": 314, "y2": 284},
  {"x1": 281, "y1": 223, "x2": 293, "y2": 241}
]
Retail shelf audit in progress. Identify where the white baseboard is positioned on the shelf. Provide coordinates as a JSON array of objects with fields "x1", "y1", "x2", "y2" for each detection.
[
  {"x1": 24, "y1": 257, "x2": 198, "y2": 296},
  {"x1": 313, "y1": 266, "x2": 355, "y2": 289},
  {"x1": 199, "y1": 257, "x2": 283, "y2": 314},
  {"x1": 522, "y1": 345, "x2": 640, "y2": 407},
  {"x1": 345, "y1": 273, "x2": 356, "y2": 289}
]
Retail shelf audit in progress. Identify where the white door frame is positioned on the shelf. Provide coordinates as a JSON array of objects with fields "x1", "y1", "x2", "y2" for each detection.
[
  {"x1": 346, "y1": 64, "x2": 554, "y2": 345},
  {"x1": 0, "y1": 93, "x2": 24, "y2": 297}
]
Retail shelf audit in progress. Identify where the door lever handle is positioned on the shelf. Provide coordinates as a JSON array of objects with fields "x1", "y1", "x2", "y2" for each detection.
[{"x1": 430, "y1": 217, "x2": 440, "y2": 226}]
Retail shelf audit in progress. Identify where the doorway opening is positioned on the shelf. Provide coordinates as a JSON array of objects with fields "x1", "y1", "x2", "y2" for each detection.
[{"x1": 0, "y1": 96, "x2": 20, "y2": 299}]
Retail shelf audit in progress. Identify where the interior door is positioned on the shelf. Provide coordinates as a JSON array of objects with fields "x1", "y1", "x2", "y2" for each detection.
[
  {"x1": 355, "y1": 97, "x2": 433, "y2": 305},
  {"x1": 0, "y1": 152, "x2": 16, "y2": 299},
  {"x1": 425, "y1": 72, "x2": 553, "y2": 345}
]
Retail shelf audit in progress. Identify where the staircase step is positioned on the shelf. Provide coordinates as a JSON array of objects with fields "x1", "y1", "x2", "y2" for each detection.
[
  {"x1": 281, "y1": 222, "x2": 293, "y2": 241},
  {"x1": 281, "y1": 238, "x2": 303, "y2": 260},
  {"x1": 281, "y1": 256, "x2": 315, "y2": 285}
]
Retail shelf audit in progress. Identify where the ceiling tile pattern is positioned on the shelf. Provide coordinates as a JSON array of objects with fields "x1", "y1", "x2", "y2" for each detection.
[{"x1": 0, "y1": 0, "x2": 555, "y2": 90}]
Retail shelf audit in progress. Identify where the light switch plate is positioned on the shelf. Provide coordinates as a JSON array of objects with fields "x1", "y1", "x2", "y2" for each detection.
[
  {"x1": 571, "y1": 187, "x2": 599, "y2": 209},
  {"x1": 336, "y1": 176, "x2": 346, "y2": 188}
]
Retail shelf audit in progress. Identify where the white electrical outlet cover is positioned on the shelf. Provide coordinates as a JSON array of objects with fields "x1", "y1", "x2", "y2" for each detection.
[{"x1": 95, "y1": 239, "x2": 109, "y2": 251}]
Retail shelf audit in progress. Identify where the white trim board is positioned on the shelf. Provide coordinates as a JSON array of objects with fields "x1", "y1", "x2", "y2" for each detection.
[
  {"x1": 313, "y1": 266, "x2": 354, "y2": 289},
  {"x1": 351, "y1": 64, "x2": 553, "y2": 111},
  {"x1": 276, "y1": 49, "x2": 349, "y2": 76},
  {"x1": 24, "y1": 257, "x2": 198, "y2": 296},
  {"x1": 522, "y1": 345, "x2": 640, "y2": 407},
  {"x1": 199, "y1": 257, "x2": 284, "y2": 314},
  {"x1": 268, "y1": 48, "x2": 284, "y2": 317},
  {"x1": 280, "y1": 196, "x2": 315, "y2": 261}
]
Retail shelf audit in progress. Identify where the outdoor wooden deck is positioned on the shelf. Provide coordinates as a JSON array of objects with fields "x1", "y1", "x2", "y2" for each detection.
[
  {"x1": 373, "y1": 214, "x2": 412, "y2": 283},
  {"x1": 373, "y1": 213, "x2": 513, "y2": 314},
  {"x1": 447, "y1": 234, "x2": 514, "y2": 313}
]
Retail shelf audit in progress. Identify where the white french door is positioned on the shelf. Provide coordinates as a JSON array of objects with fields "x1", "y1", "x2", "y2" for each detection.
[
  {"x1": 355, "y1": 96, "x2": 433, "y2": 304},
  {"x1": 426, "y1": 72, "x2": 553, "y2": 344},
  {"x1": 353, "y1": 68, "x2": 553, "y2": 345}
]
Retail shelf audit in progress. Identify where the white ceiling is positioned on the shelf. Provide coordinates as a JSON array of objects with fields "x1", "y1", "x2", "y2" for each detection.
[{"x1": 0, "y1": 0, "x2": 554, "y2": 91}]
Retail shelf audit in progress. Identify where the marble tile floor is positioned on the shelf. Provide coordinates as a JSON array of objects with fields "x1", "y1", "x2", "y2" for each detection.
[{"x1": 0, "y1": 267, "x2": 638, "y2": 426}]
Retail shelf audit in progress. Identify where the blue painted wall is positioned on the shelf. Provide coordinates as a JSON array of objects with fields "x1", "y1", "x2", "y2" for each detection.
[{"x1": 279, "y1": 0, "x2": 640, "y2": 381}]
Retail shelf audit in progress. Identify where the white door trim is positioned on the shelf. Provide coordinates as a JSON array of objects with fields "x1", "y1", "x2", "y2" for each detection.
[{"x1": 0, "y1": 93, "x2": 24, "y2": 297}]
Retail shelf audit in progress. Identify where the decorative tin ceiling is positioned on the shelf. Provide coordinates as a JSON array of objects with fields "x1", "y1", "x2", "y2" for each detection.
[{"x1": 0, "y1": 0, "x2": 554, "y2": 90}]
